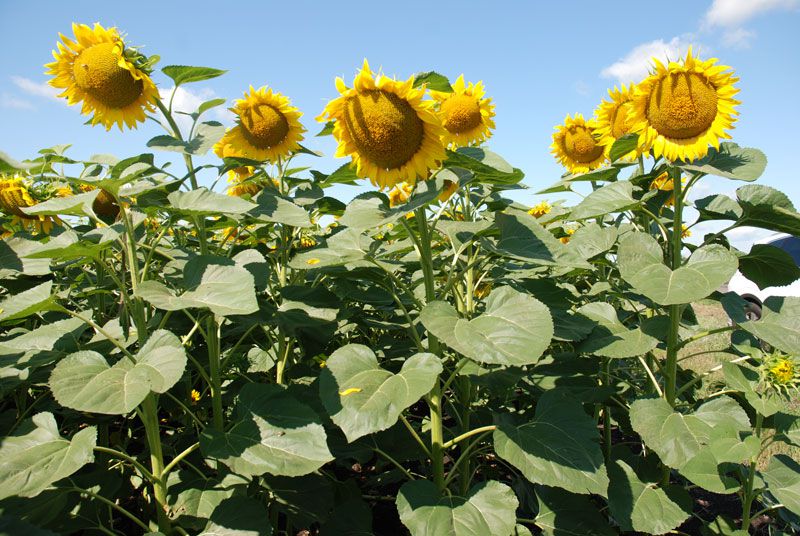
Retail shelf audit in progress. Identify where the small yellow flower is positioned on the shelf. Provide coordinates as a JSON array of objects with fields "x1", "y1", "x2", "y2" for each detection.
[
  {"x1": 190, "y1": 389, "x2": 201, "y2": 404},
  {"x1": 306, "y1": 258, "x2": 321, "y2": 265},
  {"x1": 560, "y1": 228, "x2": 576, "y2": 244},
  {"x1": 528, "y1": 201, "x2": 551, "y2": 218},
  {"x1": 227, "y1": 167, "x2": 262, "y2": 198},
  {"x1": 681, "y1": 225, "x2": 691, "y2": 238},
  {"x1": 0, "y1": 175, "x2": 60, "y2": 235},
  {"x1": 339, "y1": 387, "x2": 362, "y2": 396},
  {"x1": 551, "y1": 114, "x2": 606, "y2": 174},
  {"x1": 474, "y1": 281, "x2": 492, "y2": 299},
  {"x1": 438, "y1": 179, "x2": 459, "y2": 203},
  {"x1": 388, "y1": 182, "x2": 414, "y2": 207},
  {"x1": 650, "y1": 172, "x2": 686, "y2": 207},
  {"x1": 299, "y1": 235, "x2": 317, "y2": 248}
]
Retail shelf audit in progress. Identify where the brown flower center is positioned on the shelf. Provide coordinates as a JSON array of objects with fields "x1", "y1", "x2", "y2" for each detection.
[
  {"x1": 562, "y1": 126, "x2": 604, "y2": 163},
  {"x1": 343, "y1": 90, "x2": 424, "y2": 169},
  {"x1": 239, "y1": 104, "x2": 290, "y2": 149},
  {"x1": 646, "y1": 72, "x2": 718, "y2": 140},
  {"x1": 73, "y1": 42, "x2": 144, "y2": 108},
  {"x1": 440, "y1": 94, "x2": 482, "y2": 134}
]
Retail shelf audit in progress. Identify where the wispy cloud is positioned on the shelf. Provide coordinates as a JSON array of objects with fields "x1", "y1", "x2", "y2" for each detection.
[
  {"x1": 600, "y1": 36, "x2": 697, "y2": 85},
  {"x1": 156, "y1": 86, "x2": 231, "y2": 133},
  {"x1": 0, "y1": 93, "x2": 34, "y2": 110},
  {"x1": 704, "y1": 0, "x2": 799, "y2": 27},
  {"x1": 11, "y1": 76, "x2": 60, "y2": 100},
  {"x1": 720, "y1": 27, "x2": 756, "y2": 48}
]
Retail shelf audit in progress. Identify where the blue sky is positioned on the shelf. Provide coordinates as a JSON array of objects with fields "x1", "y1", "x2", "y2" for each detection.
[{"x1": 1, "y1": 0, "x2": 798, "y2": 247}]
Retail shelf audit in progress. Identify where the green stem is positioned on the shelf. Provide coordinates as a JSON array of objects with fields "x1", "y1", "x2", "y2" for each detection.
[
  {"x1": 161, "y1": 442, "x2": 200, "y2": 479},
  {"x1": 399, "y1": 414, "x2": 432, "y2": 458},
  {"x1": 94, "y1": 446, "x2": 156, "y2": 483},
  {"x1": 68, "y1": 486, "x2": 150, "y2": 532},
  {"x1": 664, "y1": 166, "x2": 684, "y2": 408},
  {"x1": 741, "y1": 413, "x2": 764, "y2": 530},
  {"x1": 206, "y1": 316, "x2": 224, "y2": 431},
  {"x1": 602, "y1": 357, "x2": 612, "y2": 462},
  {"x1": 442, "y1": 425, "x2": 497, "y2": 449},
  {"x1": 139, "y1": 394, "x2": 170, "y2": 533}
]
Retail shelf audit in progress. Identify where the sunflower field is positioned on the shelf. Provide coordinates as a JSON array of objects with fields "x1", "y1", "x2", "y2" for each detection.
[{"x1": 3, "y1": 22, "x2": 800, "y2": 536}]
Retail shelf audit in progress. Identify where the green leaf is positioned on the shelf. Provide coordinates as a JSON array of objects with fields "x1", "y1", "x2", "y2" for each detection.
[
  {"x1": 723, "y1": 296, "x2": 800, "y2": 355},
  {"x1": 0, "y1": 237, "x2": 51, "y2": 278},
  {"x1": 49, "y1": 330, "x2": 187, "y2": 414},
  {"x1": 22, "y1": 190, "x2": 99, "y2": 218},
  {"x1": 276, "y1": 285, "x2": 339, "y2": 333},
  {"x1": 576, "y1": 303, "x2": 659, "y2": 358},
  {"x1": 198, "y1": 98, "x2": 227, "y2": 116},
  {"x1": 313, "y1": 163, "x2": 361, "y2": 187},
  {"x1": 0, "y1": 412, "x2": 96, "y2": 500},
  {"x1": 420, "y1": 286, "x2": 553, "y2": 366},
  {"x1": 396, "y1": 480, "x2": 518, "y2": 536},
  {"x1": 412, "y1": 71, "x2": 453, "y2": 92},
  {"x1": 763, "y1": 454, "x2": 800, "y2": 516},
  {"x1": 249, "y1": 190, "x2": 311, "y2": 227},
  {"x1": 490, "y1": 212, "x2": 590, "y2": 269},
  {"x1": 0, "y1": 150, "x2": 36, "y2": 172},
  {"x1": 289, "y1": 229, "x2": 372, "y2": 269},
  {"x1": 609, "y1": 133, "x2": 639, "y2": 162},
  {"x1": 263, "y1": 474, "x2": 334, "y2": 526},
  {"x1": 618, "y1": 233, "x2": 738, "y2": 305},
  {"x1": 569, "y1": 181, "x2": 639, "y2": 220},
  {"x1": 607, "y1": 459, "x2": 691, "y2": 534},
  {"x1": 167, "y1": 473, "x2": 247, "y2": 530},
  {"x1": 444, "y1": 148, "x2": 524, "y2": 185},
  {"x1": 738, "y1": 244, "x2": 800, "y2": 290},
  {"x1": 0, "y1": 517, "x2": 59, "y2": 536},
  {"x1": 200, "y1": 383, "x2": 333, "y2": 477},
  {"x1": 162, "y1": 65, "x2": 227, "y2": 86},
  {"x1": 316, "y1": 121, "x2": 335, "y2": 137},
  {"x1": 319, "y1": 344, "x2": 441, "y2": 441},
  {"x1": 722, "y1": 361, "x2": 784, "y2": 417},
  {"x1": 566, "y1": 223, "x2": 617, "y2": 260},
  {"x1": 137, "y1": 262, "x2": 258, "y2": 316},
  {"x1": 775, "y1": 412, "x2": 800, "y2": 447},
  {"x1": 534, "y1": 486, "x2": 615, "y2": 536},
  {"x1": 338, "y1": 180, "x2": 441, "y2": 230},
  {"x1": 0, "y1": 281, "x2": 56, "y2": 323},
  {"x1": 735, "y1": 184, "x2": 800, "y2": 235},
  {"x1": 148, "y1": 122, "x2": 225, "y2": 156},
  {"x1": 199, "y1": 497, "x2": 272, "y2": 536},
  {"x1": 493, "y1": 390, "x2": 608, "y2": 496},
  {"x1": 168, "y1": 188, "x2": 256, "y2": 216},
  {"x1": 694, "y1": 194, "x2": 743, "y2": 222},
  {"x1": 681, "y1": 143, "x2": 767, "y2": 182}
]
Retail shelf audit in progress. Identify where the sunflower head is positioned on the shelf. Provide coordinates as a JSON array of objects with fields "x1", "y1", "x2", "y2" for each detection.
[
  {"x1": 45, "y1": 23, "x2": 159, "y2": 131},
  {"x1": 79, "y1": 183, "x2": 119, "y2": 218},
  {"x1": 214, "y1": 87, "x2": 305, "y2": 163},
  {"x1": 762, "y1": 352, "x2": 800, "y2": 395},
  {"x1": 474, "y1": 281, "x2": 492, "y2": 299},
  {"x1": 629, "y1": 47, "x2": 740, "y2": 162},
  {"x1": 649, "y1": 172, "x2": 687, "y2": 207},
  {"x1": 528, "y1": 201, "x2": 552, "y2": 218},
  {"x1": 594, "y1": 84, "x2": 640, "y2": 161},
  {"x1": 226, "y1": 167, "x2": 262, "y2": 198},
  {"x1": 551, "y1": 114, "x2": 606, "y2": 174},
  {"x1": 0, "y1": 175, "x2": 60, "y2": 235},
  {"x1": 388, "y1": 182, "x2": 414, "y2": 207},
  {"x1": 430, "y1": 75, "x2": 495, "y2": 148},
  {"x1": 560, "y1": 227, "x2": 576, "y2": 244},
  {"x1": 438, "y1": 179, "x2": 459, "y2": 203},
  {"x1": 317, "y1": 60, "x2": 447, "y2": 190}
]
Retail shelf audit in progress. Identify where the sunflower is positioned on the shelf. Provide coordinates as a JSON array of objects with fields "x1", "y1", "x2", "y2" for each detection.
[
  {"x1": 560, "y1": 227, "x2": 576, "y2": 244},
  {"x1": 594, "y1": 84, "x2": 640, "y2": 161},
  {"x1": 649, "y1": 172, "x2": 687, "y2": 207},
  {"x1": 214, "y1": 86, "x2": 304, "y2": 163},
  {"x1": 438, "y1": 179, "x2": 459, "y2": 203},
  {"x1": 551, "y1": 114, "x2": 606, "y2": 174},
  {"x1": 317, "y1": 60, "x2": 447, "y2": 190},
  {"x1": 45, "y1": 23, "x2": 159, "y2": 131},
  {"x1": 226, "y1": 167, "x2": 262, "y2": 198},
  {"x1": 0, "y1": 175, "x2": 59, "y2": 234},
  {"x1": 763, "y1": 353, "x2": 799, "y2": 395},
  {"x1": 430, "y1": 75, "x2": 495, "y2": 147},
  {"x1": 388, "y1": 182, "x2": 414, "y2": 207},
  {"x1": 629, "y1": 47, "x2": 740, "y2": 162},
  {"x1": 79, "y1": 184, "x2": 119, "y2": 218},
  {"x1": 528, "y1": 201, "x2": 551, "y2": 218}
]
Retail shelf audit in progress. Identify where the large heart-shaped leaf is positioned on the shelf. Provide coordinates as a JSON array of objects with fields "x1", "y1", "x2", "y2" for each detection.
[
  {"x1": 618, "y1": 233, "x2": 737, "y2": 305},
  {"x1": 722, "y1": 295, "x2": 800, "y2": 356},
  {"x1": 607, "y1": 459, "x2": 692, "y2": 534},
  {"x1": 338, "y1": 180, "x2": 440, "y2": 230},
  {"x1": 567, "y1": 223, "x2": 617, "y2": 260},
  {"x1": 763, "y1": 454, "x2": 800, "y2": 516},
  {"x1": 21, "y1": 190, "x2": 100, "y2": 218},
  {"x1": 490, "y1": 212, "x2": 590, "y2": 269},
  {"x1": 49, "y1": 330, "x2": 186, "y2": 414},
  {"x1": 738, "y1": 243, "x2": 800, "y2": 290},
  {"x1": 681, "y1": 143, "x2": 767, "y2": 182},
  {"x1": 722, "y1": 361, "x2": 784, "y2": 417},
  {"x1": 0, "y1": 281, "x2": 56, "y2": 323},
  {"x1": 167, "y1": 188, "x2": 256, "y2": 216},
  {"x1": 396, "y1": 480, "x2": 518, "y2": 536},
  {"x1": 493, "y1": 389, "x2": 608, "y2": 496},
  {"x1": 289, "y1": 229, "x2": 373, "y2": 269},
  {"x1": 137, "y1": 263, "x2": 258, "y2": 316},
  {"x1": 199, "y1": 496, "x2": 272, "y2": 536},
  {"x1": 0, "y1": 412, "x2": 96, "y2": 500},
  {"x1": 200, "y1": 383, "x2": 333, "y2": 477},
  {"x1": 534, "y1": 486, "x2": 615, "y2": 536},
  {"x1": 570, "y1": 181, "x2": 639, "y2": 220},
  {"x1": 420, "y1": 286, "x2": 553, "y2": 366},
  {"x1": 319, "y1": 344, "x2": 441, "y2": 441},
  {"x1": 248, "y1": 190, "x2": 311, "y2": 228},
  {"x1": 576, "y1": 303, "x2": 659, "y2": 358}
]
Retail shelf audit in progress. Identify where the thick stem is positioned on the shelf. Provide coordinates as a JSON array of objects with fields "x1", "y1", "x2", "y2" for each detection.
[
  {"x1": 206, "y1": 316, "x2": 224, "y2": 431},
  {"x1": 663, "y1": 167, "x2": 684, "y2": 407},
  {"x1": 139, "y1": 394, "x2": 170, "y2": 533},
  {"x1": 741, "y1": 413, "x2": 764, "y2": 530},
  {"x1": 602, "y1": 357, "x2": 612, "y2": 462}
]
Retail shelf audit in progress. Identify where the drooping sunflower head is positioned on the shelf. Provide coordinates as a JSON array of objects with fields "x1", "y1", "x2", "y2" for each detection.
[
  {"x1": 629, "y1": 47, "x2": 740, "y2": 162},
  {"x1": 550, "y1": 114, "x2": 606, "y2": 174},
  {"x1": 45, "y1": 23, "x2": 159, "y2": 131},
  {"x1": 649, "y1": 171, "x2": 687, "y2": 207},
  {"x1": 214, "y1": 86, "x2": 305, "y2": 163},
  {"x1": 528, "y1": 201, "x2": 552, "y2": 218},
  {"x1": 0, "y1": 175, "x2": 59, "y2": 235},
  {"x1": 430, "y1": 75, "x2": 496, "y2": 148},
  {"x1": 594, "y1": 84, "x2": 640, "y2": 161},
  {"x1": 388, "y1": 182, "x2": 414, "y2": 207},
  {"x1": 317, "y1": 60, "x2": 447, "y2": 190},
  {"x1": 226, "y1": 167, "x2": 262, "y2": 198},
  {"x1": 438, "y1": 179, "x2": 459, "y2": 203},
  {"x1": 79, "y1": 183, "x2": 120, "y2": 218}
]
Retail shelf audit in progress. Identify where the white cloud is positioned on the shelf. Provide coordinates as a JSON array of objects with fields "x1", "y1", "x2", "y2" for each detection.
[
  {"x1": 600, "y1": 37, "x2": 697, "y2": 84},
  {"x1": 11, "y1": 76, "x2": 60, "y2": 100},
  {"x1": 0, "y1": 93, "x2": 34, "y2": 110},
  {"x1": 704, "y1": 0, "x2": 799, "y2": 27},
  {"x1": 573, "y1": 80, "x2": 590, "y2": 96},
  {"x1": 156, "y1": 86, "x2": 231, "y2": 133},
  {"x1": 721, "y1": 27, "x2": 756, "y2": 48}
]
